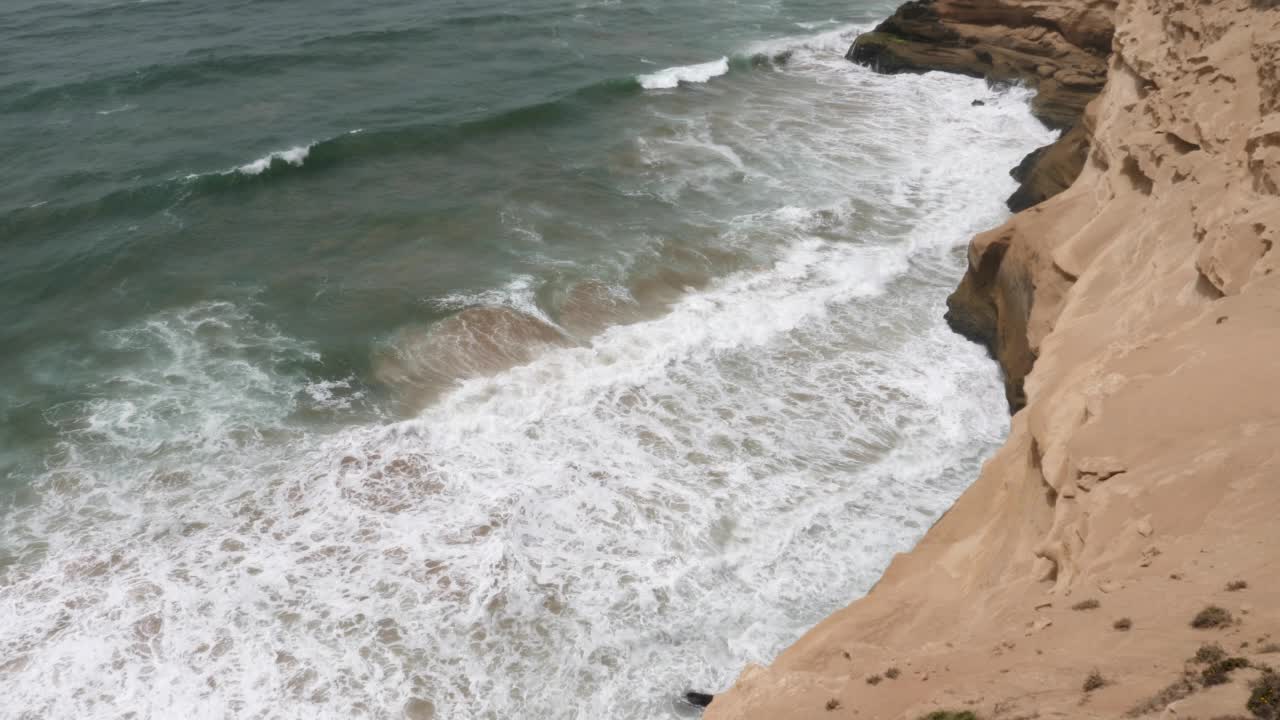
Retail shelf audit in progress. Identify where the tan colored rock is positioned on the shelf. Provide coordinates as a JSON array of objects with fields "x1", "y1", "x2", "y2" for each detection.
[{"x1": 707, "y1": 1, "x2": 1280, "y2": 719}]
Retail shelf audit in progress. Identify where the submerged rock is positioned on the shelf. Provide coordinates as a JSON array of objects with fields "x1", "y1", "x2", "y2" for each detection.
[{"x1": 684, "y1": 691, "x2": 714, "y2": 708}]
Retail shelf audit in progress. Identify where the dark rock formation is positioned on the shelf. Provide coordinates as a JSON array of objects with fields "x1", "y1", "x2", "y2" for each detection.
[
  {"x1": 685, "y1": 691, "x2": 715, "y2": 708},
  {"x1": 1006, "y1": 123, "x2": 1091, "y2": 212},
  {"x1": 846, "y1": 0, "x2": 1114, "y2": 130}
]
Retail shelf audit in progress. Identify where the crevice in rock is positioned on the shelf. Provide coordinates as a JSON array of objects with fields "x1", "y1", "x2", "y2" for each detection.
[
  {"x1": 1195, "y1": 271, "x2": 1227, "y2": 299},
  {"x1": 1121, "y1": 155, "x2": 1155, "y2": 194},
  {"x1": 1163, "y1": 131, "x2": 1201, "y2": 154}
]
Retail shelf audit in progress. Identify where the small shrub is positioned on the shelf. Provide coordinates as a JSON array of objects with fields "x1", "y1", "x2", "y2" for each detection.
[
  {"x1": 1128, "y1": 677, "x2": 1196, "y2": 717},
  {"x1": 1203, "y1": 657, "x2": 1251, "y2": 686},
  {"x1": 1084, "y1": 669, "x2": 1107, "y2": 692},
  {"x1": 866, "y1": 674, "x2": 883, "y2": 685},
  {"x1": 885, "y1": 667, "x2": 901, "y2": 679},
  {"x1": 917, "y1": 713, "x2": 979, "y2": 720},
  {"x1": 1197, "y1": 643, "x2": 1229, "y2": 664},
  {"x1": 1192, "y1": 605, "x2": 1234, "y2": 629},
  {"x1": 1261, "y1": 643, "x2": 1280, "y2": 654},
  {"x1": 1072, "y1": 598, "x2": 1101, "y2": 611},
  {"x1": 826, "y1": 698, "x2": 841, "y2": 711},
  {"x1": 1247, "y1": 670, "x2": 1280, "y2": 719},
  {"x1": 1114, "y1": 617, "x2": 1133, "y2": 631},
  {"x1": 1227, "y1": 580, "x2": 1249, "y2": 592}
]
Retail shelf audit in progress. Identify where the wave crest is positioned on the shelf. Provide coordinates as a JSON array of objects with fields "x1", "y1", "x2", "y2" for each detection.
[
  {"x1": 235, "y1": 144, "x2": 314, "y2": 175},
  {"x1": 636, "y1": 57, "x2": 729, "y2": 90}
]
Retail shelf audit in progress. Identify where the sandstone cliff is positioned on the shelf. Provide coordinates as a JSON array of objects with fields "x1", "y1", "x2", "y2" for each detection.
[{"x1": 706, "y1": 1, "x2": 1280, "y2": 718}]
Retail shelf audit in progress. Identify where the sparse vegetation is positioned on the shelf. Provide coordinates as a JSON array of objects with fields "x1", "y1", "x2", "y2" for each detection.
[
  {"x1": 826, "y1": 698, "x2": 841, "y2": 711},
  {"x1": 885, "y1": 667, "x2": 901, "y2": 679},
  {"x1": 1127, "y1": 676, "x2": 1197, "y2": 717},
  {"x1": 866, "y1": 674, "x2": 883, "y2": 685},
  {"x1": 1198, "y1": 643, "x2": 1229, "y2": 664},
  {"x1": 1247, "y1": 670, "x2": 1280, "y2": 719},
  {"x1": 1227, "y1": 580, "x2": 1249, "y2": 592},
  {"x1": 1193, "y1": 605, "x2": 1235, "y2": 629},
  {"x1": 1114, "y1": 617, "x2": 1133, "y2": 631},
  {"x1": 1260, "y1": 643, "x2": 1280, "y2": 654},
  {"x1": 1072, "y1": 598, "x2": 1101, "y2": 611},
  {"x1": 917, "y1": 713, "x2": 979, "y2": 720},
  {"x1": 1203, "y1": 657, "x2": 1251, "y2": 686},
  {"x1": 1084, "y1": 669, "x2": 1107, "y2": 692}
]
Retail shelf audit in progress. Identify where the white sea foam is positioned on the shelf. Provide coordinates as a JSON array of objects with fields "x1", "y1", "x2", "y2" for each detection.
[
  {"x1": 429, "y1": 274, "x2": 557, "y2": 325},
  {"x1": 637, "y1": 57, "x2": 730, "y2": 89},
  {"x1": 746, "y1": 21, "x2": 871, "y2": 59},
  {"x1": 95, "y1": 103, "x2": 137, "y2": 116},
  {"x1": 176, "y1": 141, "x2": 322, "y2": 183},
  {"x1": 0, "y1": 23, "x2": 1056, "y2": 720},
  {"x1": 236, "y1": 144, "x2": 313, "y2": 175}
]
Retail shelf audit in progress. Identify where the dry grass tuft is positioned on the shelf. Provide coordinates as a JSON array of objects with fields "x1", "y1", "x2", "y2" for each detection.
[
  {"x1": 1084, "y1": 669, "x2": 1107, "y2": 692},
  {"x1": 1197, "y1": 643, "x2": 1229, "y2": 664},
  {"x1": 1247, "y1": 670, "x2": 1280, "y2": 720},
  {"x1": 1202, "y1": 656, "x2": 1250, "y2": 686},
  {"x1": 1114, "y1": 617, "x2": 1133, "y2": 631},
  {"x1": 1192, "y1": 605, "x2": 1234, "y2": 629},
  {"x1": 1127, "y1": 676, "x2": 1197, "y2": 717},
  {"x1": 1072, "y1": 598, "x2": 1101, "y2": 611}
]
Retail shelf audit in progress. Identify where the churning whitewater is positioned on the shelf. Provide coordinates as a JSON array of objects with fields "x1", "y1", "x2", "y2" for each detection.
[{"x1": 0, "y1": 16, "x2": 1055, "y2": 720}]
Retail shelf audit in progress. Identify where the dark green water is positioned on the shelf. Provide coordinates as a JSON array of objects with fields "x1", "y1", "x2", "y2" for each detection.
[{"x1": 0, "y1": 1, "x2": 1055, "y2": 717}]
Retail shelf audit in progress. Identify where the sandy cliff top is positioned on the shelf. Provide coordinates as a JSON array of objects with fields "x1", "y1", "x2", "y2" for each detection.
[{"x1": 707, "y1": 0, "x2": 1280, "y2": 717}]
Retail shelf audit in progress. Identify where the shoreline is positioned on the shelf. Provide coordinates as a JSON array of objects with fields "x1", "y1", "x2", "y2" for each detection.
[
  {"x1": 848, "y1": 0, "x2": 1112, "y2": 413},
  {"x1": 705, "y1": 0, "x2": 1280, "y2": 718}
]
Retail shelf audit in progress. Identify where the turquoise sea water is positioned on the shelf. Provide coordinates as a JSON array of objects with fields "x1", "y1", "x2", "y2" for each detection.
[{"x1": 0, "y1": 1, "x2": 1054, "y2": 717}]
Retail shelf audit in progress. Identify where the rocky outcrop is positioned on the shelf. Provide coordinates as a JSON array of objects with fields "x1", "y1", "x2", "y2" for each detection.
[
  {"x1": 849, "y1": 1, "x2": 1114, "y2": 408},
  {"x1": 707, "y1": 1, "x2": 1280, "y2": 718},
  {"x1": 846, "y1": 0, "x2": 1114, "y2": 130},
  {"x1": 1006, "y1": 122, "x2": 1090, "y2": 212}
]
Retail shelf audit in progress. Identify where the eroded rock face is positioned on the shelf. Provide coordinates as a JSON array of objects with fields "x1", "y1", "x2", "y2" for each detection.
[
  {"x1": 849, "y1": 2, "x2": 1115, "y2": 390},
  {"x1": 847, "y1": 0, "x2": 1115, "y2": 130},
  {"x1": 709, "y1": 1, "x2": 1280, "y2": 719},
  {"x1": 1006, "y1": 123, "x2": 1092, "y2": 212},
  {"x1": 848, "y1": 0, "x2": 1114, "y2": 409}
]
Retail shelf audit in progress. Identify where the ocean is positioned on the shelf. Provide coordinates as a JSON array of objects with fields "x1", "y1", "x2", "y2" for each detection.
[{"x1": 0, "y1": 0, "x2": 1055, "y2": 717}]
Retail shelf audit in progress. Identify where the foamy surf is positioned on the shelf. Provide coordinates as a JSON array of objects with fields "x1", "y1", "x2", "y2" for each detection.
[
  {"x1": 746, "y1": 22, "x2": 871, "y2": 59},
  {"x1": 0, "y1": 18, "x2": 1057, "y2": 720},
  {"x1": 637, "y1": 57, "x2": 730, "y2": 89},
  {"x1": 236, "y1": 144, "x2": 313, "y2": 175}
]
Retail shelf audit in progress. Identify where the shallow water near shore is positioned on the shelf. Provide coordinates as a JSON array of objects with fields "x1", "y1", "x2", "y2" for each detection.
[{"x1": 0, "y1": 1, "x2": 1054, "y2": 717}]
